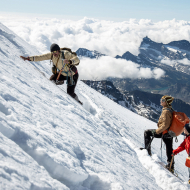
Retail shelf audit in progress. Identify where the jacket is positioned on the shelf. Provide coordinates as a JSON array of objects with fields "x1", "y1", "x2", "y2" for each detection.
[
  {"x1": 174, "y1": 135, "x2": 190, "y2": 156},
  {"x1": 156, "y1": 107, "x2": 173, "y2": 134},
  {"x1": 29, "y1": 50, "x2": 80, "y2": 77}
]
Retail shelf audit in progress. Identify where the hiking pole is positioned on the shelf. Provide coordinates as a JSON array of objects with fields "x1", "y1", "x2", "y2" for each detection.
[
  {"x1": 161, "y1": 135, "x2": 163, "y2": 162},
  {"x1": 169, "y1": 155, "x2": 174, "y2": 171}
]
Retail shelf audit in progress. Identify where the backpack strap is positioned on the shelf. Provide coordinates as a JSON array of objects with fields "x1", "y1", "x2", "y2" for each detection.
[
  {"x1": 162, "y1": 107, "x2": 174, "y2": 135},
  {"x1": 60, "y1": 50, "x2": 75, "y2": 86},
  {"x1": 165, "y1": 107, "x2": 174, "y2": 114},
  {"x1": 61, "y1": 50, "x2": 65, "y2": 60}
]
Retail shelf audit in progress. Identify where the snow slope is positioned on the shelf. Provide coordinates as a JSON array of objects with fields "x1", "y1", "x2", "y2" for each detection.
[{"x1": 0, "y1": 22, "x2": 189, "y2": 190}]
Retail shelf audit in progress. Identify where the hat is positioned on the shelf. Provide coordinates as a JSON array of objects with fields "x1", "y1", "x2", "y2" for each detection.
[
  {"x1": 50, "y1": 43, "x2": 60, "y2": 52},
  {"x1": 161, "y1": 95, "x2": 174, "y2": 107},
  {"x1": 185, "y1": 123, "x2": 190, "y2": 134}
]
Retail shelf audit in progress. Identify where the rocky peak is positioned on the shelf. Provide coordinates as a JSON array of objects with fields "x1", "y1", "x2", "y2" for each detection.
[
  {"x1": 76, "y1": 48, "x2": 106, "y2": 59},
  {"x1": 140, "y1": 36, "x2": 163, "y2": 51}
]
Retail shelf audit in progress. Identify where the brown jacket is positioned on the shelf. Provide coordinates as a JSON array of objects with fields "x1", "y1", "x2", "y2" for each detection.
[
  {"x1": 156, "y1": 107, "x2": 173, "y2": 134},
  {"x1": 29, "y1": 50, "x2": 80, "y2": 76}
]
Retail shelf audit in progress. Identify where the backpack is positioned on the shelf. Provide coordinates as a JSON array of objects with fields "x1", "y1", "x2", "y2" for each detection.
[
  {"x1": 185, "y1": 157, "x2": 190, "y2": 168},
  {"x1": 60, "y1": 47, "x2": 77, "y2": 56},
  {"x1": 163, "y1": 111, "x2": 189, "y2": 137}
]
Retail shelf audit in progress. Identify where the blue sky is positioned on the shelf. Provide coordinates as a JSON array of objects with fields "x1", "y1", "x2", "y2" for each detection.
[{"x1": 0, "y1": 0, "x2": 190, "y2": 21}]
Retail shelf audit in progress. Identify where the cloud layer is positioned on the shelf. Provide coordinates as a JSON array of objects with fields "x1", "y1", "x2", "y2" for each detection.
[
  {"x1": 161, "y1": 58, "x2": 190, "y2": 66},
  {"x1": 79, "y1": 56, "x2": 165, "y2": 80},
  {"x1": 0, "y1": 15, "x2": 190, "y2": 80},
  {"x1": 1, "y1": 15, "x2": 190, "y2": 57}
]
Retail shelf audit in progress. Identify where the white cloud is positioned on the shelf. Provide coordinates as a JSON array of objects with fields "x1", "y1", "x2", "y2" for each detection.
[
  {"x1": 178, "y1": 58, "x2": 190, "y2": 66},
  {"x1": 161, "y1": 58, "x2": 190, "y2": 66},
  {"x1": 3, "y1": 15, "x2": 190, "y2": 80},
  {"x1": 161, "y1": 59, "x2": 176, "y2": 66},
  {"x1": 152, "y1": 68, "x2": 166, "y2": 79},
  {"x1": 78, "y1": 56, "x2": 165, "y2": 80},
  {"x1": 1, "y1": 15, "x2": 190, "y2": 58}
]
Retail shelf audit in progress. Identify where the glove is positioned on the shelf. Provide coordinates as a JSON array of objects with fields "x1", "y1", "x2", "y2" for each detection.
[
  {"x1": 20, "y1": 56, "x2": 30, "y2": 61},
  {"x1": 151, "y1": 129, "x2": 156, "y2": 136},
  {"x1": 172, "y1": 149, "x2": 178, "y2": 156}
]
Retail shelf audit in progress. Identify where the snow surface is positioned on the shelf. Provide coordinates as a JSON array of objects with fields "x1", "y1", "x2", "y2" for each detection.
[{"x1": 0, "y1": 22, "x2": 189, "y2": 190}]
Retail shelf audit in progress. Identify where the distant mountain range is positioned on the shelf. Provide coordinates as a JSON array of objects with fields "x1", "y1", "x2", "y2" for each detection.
[
  {"x1": 78, "y1": 37, "x2": 190, "y2": 121},
  {"x1": 112, "y1": 37, "x2": 190, "y2": 95},
  {"x1": 77, "y1": 37, "x2": 190, "y2": 103},
  {"x1": 82, "y1": 80, "x2": 190, "y2": 122}
]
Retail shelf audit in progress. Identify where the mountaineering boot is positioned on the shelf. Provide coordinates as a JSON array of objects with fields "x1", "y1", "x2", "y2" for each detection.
[
  {"x1": 139, "y1": 147, "x2": 152, "y2": 156},
  {"x1": 143, "y1": 130, "x2": 154, "y2": 156},
  {"x1": 188, "y1": 179, "x2": 190, "y2": 184},
  {"x1": 144, "y1": 139, "x2": 152, "y2": 156},
  {"x1": 49, "y1": 73, "x2": 64, "y2": 85},
  {"x1": 74, "y1": 95, "x2": 83, "y2": 105},
  {"x1": 55, "y1": 80, "x2": 64, "y2": 85},
  {"x1": 147, "y1": 148, "x2": 152, "y2": 156},
  {"x1": 165, "y1": 162, "x2": 174, "y2": 174}
]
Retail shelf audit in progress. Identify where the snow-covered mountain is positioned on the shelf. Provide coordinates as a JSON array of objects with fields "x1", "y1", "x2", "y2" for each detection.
[
  {"x1": 116, "y1": 36, "x2": 190, "y2": 71},
  {"x1": 113, "y1": 37, "x2": 190, "y2": 95},
  {"x1": 139, "y1": 37, "x2": 190, "y2": 74},
  {"x1": 0, "y1": 22, "x2": 189, "y2": 190}
]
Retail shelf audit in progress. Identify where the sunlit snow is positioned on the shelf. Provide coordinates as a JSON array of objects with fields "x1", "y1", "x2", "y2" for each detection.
[{"x1": 0, "y1": 22, "x2": 189, "y2": 190}]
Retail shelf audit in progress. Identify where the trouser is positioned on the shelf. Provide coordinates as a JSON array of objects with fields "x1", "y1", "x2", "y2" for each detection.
[
  {"x1": 50, "y1": 72, "x2": 78, "y2": 98},
  {"x1": 188, "y1": 168, "x2": 190, "y2": 179},
  {"x1": 144, "y1": 129, "x2": 173, "y2": 163}
]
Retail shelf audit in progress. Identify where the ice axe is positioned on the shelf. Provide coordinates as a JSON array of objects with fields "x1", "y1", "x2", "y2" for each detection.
[{"x1": 56, "y1": 62, "x2": 67, "y2": 83}]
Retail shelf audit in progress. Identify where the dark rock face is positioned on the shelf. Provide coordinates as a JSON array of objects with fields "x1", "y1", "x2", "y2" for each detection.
[
  {"x1": 159, "y1": 83, "x2": 190, "y2": 103},
  {"x1": 82, "y1": 80, "x2": 124, "y2": 103},
  {"x1": 82, "y1": 80, "x2": 190, "y2": 122},
  {"x1": 76, "y1": 48, "x2": 106, "y2": 59}
]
